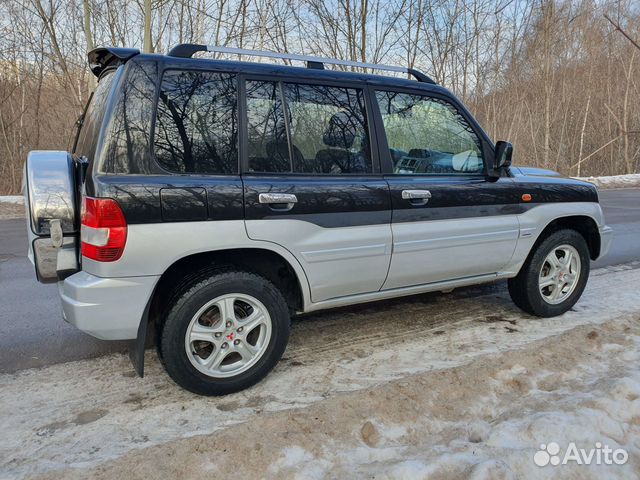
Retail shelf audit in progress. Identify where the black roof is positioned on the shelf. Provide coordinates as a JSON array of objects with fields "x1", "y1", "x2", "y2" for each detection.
[{"x1": 88, "y1": 45, "x2": 447, "y2": 95}]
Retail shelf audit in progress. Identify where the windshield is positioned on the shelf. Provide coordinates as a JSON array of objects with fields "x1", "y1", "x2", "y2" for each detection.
[{"x1": 73, "y1": 70, "x2": 116, "y2": 160}]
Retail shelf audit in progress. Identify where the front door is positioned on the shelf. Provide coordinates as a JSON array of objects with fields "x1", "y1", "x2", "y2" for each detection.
[
  {"x1": 371, "y1": 88, "x2": 520, "y2": 289},
  {"x1": 242, "y1": 79, "x2": 392, "y2": 302}
]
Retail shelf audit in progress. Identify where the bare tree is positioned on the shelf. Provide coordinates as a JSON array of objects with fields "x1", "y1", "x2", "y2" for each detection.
[
  {"x1": 143, "y1": 0, "x2": 153, "y2": 52},
  {"x1": 1, "y1": 0, "x2": 640, "y2": 196}
]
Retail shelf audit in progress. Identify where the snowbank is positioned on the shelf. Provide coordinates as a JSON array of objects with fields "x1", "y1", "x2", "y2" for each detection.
[
  {"x1": 0, "y1": 195, "x2": 24, "y2": 219},
  {"x1": 0, "y1": 195, "x2": 23, "y2": 204},
  {"x1": 2, "y1": 264, "x2": 640, "y2": 479},
  {"x1": 576, "y1": 173, "x2": 640, "y2": 189}
]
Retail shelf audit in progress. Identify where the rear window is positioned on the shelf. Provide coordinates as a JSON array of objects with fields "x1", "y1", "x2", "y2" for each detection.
[
  {"x1": 153, "y1": 70, "x2": 238, "y2": 174},
  {"x1": 74, "y1": 71, "x2": 116, "y2": 160}
]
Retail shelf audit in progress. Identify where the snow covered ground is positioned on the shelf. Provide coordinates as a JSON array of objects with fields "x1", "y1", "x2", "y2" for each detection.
[
  {"x1": 1, "y1": 264, "x2": 640, "y2": 479},
  {"x1": 0, "y1": 196, "x2": 23, "y2": 205},
  {"x1": 0, "y1": 195, "x2": 24, "y2": 220},
  {"x1": 576, "y1": 173, "x2": 640, "y2": 189}
]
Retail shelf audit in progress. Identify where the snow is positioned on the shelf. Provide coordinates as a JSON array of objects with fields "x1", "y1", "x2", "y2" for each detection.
[
  {"x1": 268, "y1": 446, "x2": 332, "y2": 480},
  {"x1": 0, "y1": 195, "x2": 23, "y2": 205},
  {"x1": 0, "y1": 195, "x2": 24, "y2": 219},
  {"x1": 255, "y1": 324, "x2": 640, "y2": 479},
  {"x1": 1, "y1": 265, "x2": 640, "y2": 478},
  {"x1": 576, "y1": 173, "x2": 640, "y2": 189}
]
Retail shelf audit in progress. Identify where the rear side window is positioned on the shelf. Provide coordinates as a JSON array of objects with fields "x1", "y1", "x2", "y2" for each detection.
[
  {"x1": 245, "y1": 81, "x2": 289, "y2": 173},
  {"x1": 99, "y1": 61, "x2": 158, "y2": 174},
  {"x1": 75, "y1": 70, "x2": 116, "y2": 160},
  {"x1": 375, "y1": 91, "x2": 484, "y2": 175},
  {"x1": 154, "y1": 70, "x2": 238, "y2": 174},
  {"x1": 245, "y1": 81, "x2": 372, "y2": 174}
]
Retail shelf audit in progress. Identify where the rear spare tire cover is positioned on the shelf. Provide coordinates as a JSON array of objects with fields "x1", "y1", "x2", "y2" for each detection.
[
  {"x1": 24, "y1": 150, "x2": 78, "y2": 236},
  {"x1": 23, "y1": 151, "x2": 79, "y2": 283}
]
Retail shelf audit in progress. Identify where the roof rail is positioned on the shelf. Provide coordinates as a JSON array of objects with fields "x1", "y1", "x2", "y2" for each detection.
[{"x1": 167, "y1": 43, "x2": 436, "y2": 84}]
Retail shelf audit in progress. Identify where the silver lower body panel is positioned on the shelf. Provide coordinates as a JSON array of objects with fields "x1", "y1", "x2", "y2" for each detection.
[
  {"x1": 305, "y1": 272, "x2": 508, "y2": 313},
  {"x1": 599, "y1": 225, "x2": 614, "y2": 259},
  {"x1": 60, "y1": 272, "x2": 159, "y2": 340}
]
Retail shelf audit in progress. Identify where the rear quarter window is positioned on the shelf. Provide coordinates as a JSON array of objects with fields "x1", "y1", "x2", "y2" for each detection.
[
  {"x1": 74, "y1": 71, "x2": 116, "y2": 160},
  {"x1": 98, "y1": 61, "x2": 158, "y2": 174},
  {"x1": 153, "y1": 70, "x2": 238, "y2": 174}
]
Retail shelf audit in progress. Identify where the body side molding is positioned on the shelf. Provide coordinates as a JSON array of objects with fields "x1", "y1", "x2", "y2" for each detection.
[{"x1": 305, "y1": 272, "x2": 508, "y2": 312}]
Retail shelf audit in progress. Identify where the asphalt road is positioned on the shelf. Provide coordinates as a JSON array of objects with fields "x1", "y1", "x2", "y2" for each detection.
[{"x1": 1, "y1": 188, "x2": 639, "y2": 374}]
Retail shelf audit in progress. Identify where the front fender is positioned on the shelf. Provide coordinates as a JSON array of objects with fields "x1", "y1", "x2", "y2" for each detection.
[{"x1": 502, "y1": 202, "x2": 606, "y2": 275}]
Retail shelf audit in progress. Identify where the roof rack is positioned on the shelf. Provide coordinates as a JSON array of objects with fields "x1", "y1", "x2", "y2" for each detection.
[{"x1": 167, "y1": 43, "x2": 436, "y2": 84}]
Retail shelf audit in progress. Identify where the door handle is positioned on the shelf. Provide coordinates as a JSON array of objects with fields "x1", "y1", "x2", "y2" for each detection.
[
  {"x1": 401, "y1": 189, "x2": 432, "y2": 205},
  {"x1": 258, "y1": 193, "x2": 298, "y2": 204},
  {"x1": 258, "y1": 193, "x2": 298, "y2": 211}
]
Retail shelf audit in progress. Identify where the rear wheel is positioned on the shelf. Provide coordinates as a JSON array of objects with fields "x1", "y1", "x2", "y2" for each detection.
[
  {"x1": 160, "y1": 270, "x2": 290, "y2": 395},
  {"x1": 508, "y1": 229, "x2": 590, "y2": 317}
]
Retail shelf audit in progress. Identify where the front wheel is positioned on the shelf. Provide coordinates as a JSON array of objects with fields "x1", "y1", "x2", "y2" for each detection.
[
  {"x1": 508, "y1": 229, "x2": 590, "y2": 317},
  {"x1": 159, "y1": 270, "x2": 290, "y2": 395}
]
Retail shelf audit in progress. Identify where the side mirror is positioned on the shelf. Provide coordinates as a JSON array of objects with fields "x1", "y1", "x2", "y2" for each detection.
[{"x1": 494, "y1": 141, "x2": 513, "y2": 170}]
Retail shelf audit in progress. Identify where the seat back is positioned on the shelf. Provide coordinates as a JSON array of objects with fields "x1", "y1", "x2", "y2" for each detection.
[{"x1": 315, "y1": 112, "x2": 366, "y2": 173}]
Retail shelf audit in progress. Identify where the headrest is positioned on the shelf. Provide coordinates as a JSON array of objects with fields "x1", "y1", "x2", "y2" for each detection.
[{"x1": 323, "y1": 112, "x2": 356, "y2": 149}]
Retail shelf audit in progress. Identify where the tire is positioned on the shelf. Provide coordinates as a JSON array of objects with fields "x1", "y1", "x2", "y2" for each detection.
[
  {"x1": 159, "y1": 270, "x2": 290, "y2": 395},
  {"x1": 508, "y1": 229, "x2": 590, "y2": 317}
]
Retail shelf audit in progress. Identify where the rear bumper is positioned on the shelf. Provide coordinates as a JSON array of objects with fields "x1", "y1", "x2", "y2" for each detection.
[
  {"x1": 599, "y1": 225, "x2": 614, "y2": 259},
  {"x1": 60, "y1": 272, "x2": 159, "y2": 340}
]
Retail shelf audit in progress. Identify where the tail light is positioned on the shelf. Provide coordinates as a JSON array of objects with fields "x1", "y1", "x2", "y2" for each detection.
[{"x1": 81, "y1": 196, "x2": 127, "y2": 262}]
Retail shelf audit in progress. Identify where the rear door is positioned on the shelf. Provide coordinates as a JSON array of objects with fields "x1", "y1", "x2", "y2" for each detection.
[
  {"x1": 372, "y1": 88, "x2": 520, "y2": 289},
  {"x1": 241, "y1": 78, "x2": 392, "y2": 303}
]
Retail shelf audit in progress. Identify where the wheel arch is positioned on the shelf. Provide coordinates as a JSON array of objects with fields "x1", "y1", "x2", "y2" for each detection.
[
  {"x1": 505, "y1": 211, "x2": 602, "y2": 281},
  {"x1": 151, "y1": 247, "x2": 309, "y2": 318},
  {"x1": 535, "y1": 214, "x2": 601, "y2": 261},
  {"x1": 507, "y1": 215, "x2": 596, "y2": 317},
  {"x1": 129, "y1": 246, "x2": 310, "y2": 377}
]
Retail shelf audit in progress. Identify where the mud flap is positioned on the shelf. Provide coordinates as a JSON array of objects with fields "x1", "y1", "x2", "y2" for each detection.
[{"x1": 128, "y1": 300, "x2": 151, "y2": 378}]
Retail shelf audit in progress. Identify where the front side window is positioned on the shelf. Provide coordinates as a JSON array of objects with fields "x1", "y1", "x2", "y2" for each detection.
[
  {"x1": 154, "y1": 70, "x2": 238, "y2": 174},
  {"x1": 375, "y1": 91, "x2": 484, "y2": 175},
  {"x1": 245, "y1": 81, "x2": 372, "y2": 174}
]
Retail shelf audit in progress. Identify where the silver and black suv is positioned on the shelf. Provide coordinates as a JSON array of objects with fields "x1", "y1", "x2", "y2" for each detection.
[{"x1": 23, "y1": 44, "x2": 612, "y2": 395}]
